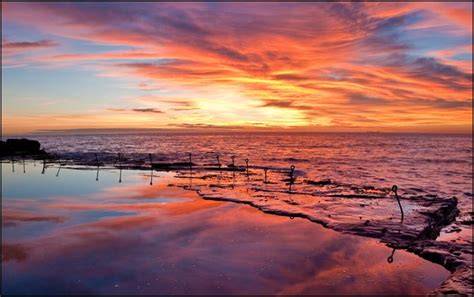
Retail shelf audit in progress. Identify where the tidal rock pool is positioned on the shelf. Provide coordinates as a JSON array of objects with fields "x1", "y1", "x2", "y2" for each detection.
[{"x1": 1, "y1": 162, "x2": 452, "y2": 295}]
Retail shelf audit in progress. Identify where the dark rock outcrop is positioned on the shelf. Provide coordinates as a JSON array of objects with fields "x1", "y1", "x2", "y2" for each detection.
[{"x1": 0, "y1": 138, "x2": 47, "y2": 157}]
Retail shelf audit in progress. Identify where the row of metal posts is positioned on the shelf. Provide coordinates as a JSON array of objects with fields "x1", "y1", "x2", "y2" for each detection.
[{"x1": 7, "y1": 152, "x2": 403, "y2": 222}]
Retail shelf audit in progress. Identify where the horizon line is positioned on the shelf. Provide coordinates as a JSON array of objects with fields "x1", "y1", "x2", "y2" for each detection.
[{"x1": 2, "y1": 127, "x2": 472, "y2": 137}]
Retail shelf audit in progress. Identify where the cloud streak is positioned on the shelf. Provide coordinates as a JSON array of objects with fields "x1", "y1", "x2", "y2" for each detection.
[{"x1": 2, "y1": 39, "x2": 58, "y2": 50}]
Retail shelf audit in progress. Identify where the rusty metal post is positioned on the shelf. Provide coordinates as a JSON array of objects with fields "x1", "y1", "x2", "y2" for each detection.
[
  {"x1": 149, "y1": 153, "x2": 153, "y2": 185},
  {"x1": 95, "y1": 153, "x2": 100, "y2": 181},
  {"x1": 392, "y1": 185, "x2": 404, "y2": 223},
  {"x1": 245, "y1": 158, "x2": 249, "y2": 176},
  {"x1": 118, "y1": 153, "x2": 122, "y2": 183}
]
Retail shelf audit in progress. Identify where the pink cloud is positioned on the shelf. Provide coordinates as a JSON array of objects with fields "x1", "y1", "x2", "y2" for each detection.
[{"x1": 2, "y1": 2, "x2": 472, "y2": 133}]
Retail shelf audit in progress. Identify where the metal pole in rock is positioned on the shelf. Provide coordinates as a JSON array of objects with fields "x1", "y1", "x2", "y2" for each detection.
[
  {"x1": 263, "y1": 168, "x2": 268, "y2": 183},
  {"x1": 289, "y1": 165, "x2": 296, "y2": 193},
  {"x1": 391, "y1": 185, "x2": 404, "y2": 223},
  {"x1": 231, "y1": 156, "x2": 235, "y2": 169},
  {"x1": 118, "y1": 153, "x2": 122, "y2": 183},
  {"x1": 42, "y1": 156, "x2": 46, "y2": 174},
  {"x1": 22, "y1": 155, "x2": 26, "y2": 174},
  {"x1": 149, "y1": 153, "x2": 153, "y2": 185},
  {"x1": 231, "y1": 169, "x2": 236, "y2": 189},
  {"x1": 188, "y1": 153, "x2": 193, "y2": 186},
  {"x1": 216, "y1": 154, "x2": 221, "y2": 170},
  {"x1": 95, "y1": 153, "x2": 100, "y2": 181},
  {"x1": 188, "y1": 152, "x2": 193, "y2": 172},
  {"x1": 56, "y1": 155, "x2": 62, "y2": 177},
  {"x1": 245, "y1": 158, "x2": 249, "y2": 176}
]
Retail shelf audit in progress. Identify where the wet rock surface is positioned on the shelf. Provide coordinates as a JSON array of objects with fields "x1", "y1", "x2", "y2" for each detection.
[
  {"x1": 4, "y1": 154, "x2": 472, "y2": 296},
  {"x1": 167, "y1": 167, "x2": 471, "y2": 296}
]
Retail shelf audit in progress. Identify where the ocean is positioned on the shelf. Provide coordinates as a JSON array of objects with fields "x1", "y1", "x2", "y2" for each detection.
[
  {"x1": 2, "y1": 132, "x2": 472, "y2": 294},
  {"x1": 24, "y1": 132, "x2": 472, "y2": 198}
]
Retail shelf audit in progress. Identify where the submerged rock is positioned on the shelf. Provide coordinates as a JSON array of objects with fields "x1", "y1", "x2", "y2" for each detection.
[
  {"x1": 151, "y1": 162, "x2": 196, "y2": 170},
  {"x1": 306, "y1": 178, "x2": 332, "y2": 186}
]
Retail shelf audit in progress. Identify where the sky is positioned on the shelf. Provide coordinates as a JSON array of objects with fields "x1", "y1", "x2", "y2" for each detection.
[{"x1": 1, "y1": 2, "x2": 472, "y2": 135}]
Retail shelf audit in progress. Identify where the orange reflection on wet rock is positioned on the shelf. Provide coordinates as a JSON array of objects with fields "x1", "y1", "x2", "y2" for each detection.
[{"x1": 1, "y1": 164, "x2": 450, "y2": 295}]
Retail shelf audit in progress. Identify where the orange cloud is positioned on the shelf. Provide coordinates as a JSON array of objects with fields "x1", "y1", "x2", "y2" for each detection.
[{"x1": 2, "y1": 2, "x2": 472, "y2": 133}]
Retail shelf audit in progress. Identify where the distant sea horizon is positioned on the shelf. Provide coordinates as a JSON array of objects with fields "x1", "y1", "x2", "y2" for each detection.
[{"x1": 2, "y1": 127, "x2": 472, "y2": 137}]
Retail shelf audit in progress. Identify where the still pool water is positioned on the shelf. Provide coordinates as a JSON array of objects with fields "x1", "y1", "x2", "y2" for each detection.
[{"x1": 2, "y1": 162, "x2": 449, "y2": 295}]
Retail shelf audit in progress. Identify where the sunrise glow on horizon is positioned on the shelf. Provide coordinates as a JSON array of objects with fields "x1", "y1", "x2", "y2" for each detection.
[{"x1": 2, "y1": 2, "x2": 472, "y2": 135}]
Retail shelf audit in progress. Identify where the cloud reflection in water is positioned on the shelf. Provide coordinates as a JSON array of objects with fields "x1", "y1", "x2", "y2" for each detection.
[{"x1": 2, "y1": 163, "x2": 449, "y2": 295}]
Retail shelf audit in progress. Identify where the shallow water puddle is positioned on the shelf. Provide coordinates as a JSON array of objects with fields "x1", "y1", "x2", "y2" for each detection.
[{"x1": 2, "y1": 163, "x2": 449, "y2": 295}]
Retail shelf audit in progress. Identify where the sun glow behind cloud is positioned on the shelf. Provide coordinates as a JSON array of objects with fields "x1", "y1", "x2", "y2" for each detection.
[{"x1": 1, "y1": 2, "x2": 472, "y2": 134}]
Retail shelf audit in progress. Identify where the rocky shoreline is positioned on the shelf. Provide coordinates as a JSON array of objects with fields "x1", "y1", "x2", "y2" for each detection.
[{"x1": 171, "y1": 169, "x2": 472, "y2": 296}]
